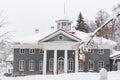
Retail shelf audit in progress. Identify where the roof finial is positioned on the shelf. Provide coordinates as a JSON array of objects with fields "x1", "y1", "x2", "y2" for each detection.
[{"x1": 64, "y1": 2, "x2": 66, "y2": 16}]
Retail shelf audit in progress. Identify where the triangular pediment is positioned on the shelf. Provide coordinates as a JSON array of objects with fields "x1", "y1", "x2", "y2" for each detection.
[{"x1": 39, "y1": 29, "x2": 81, "y2": 42}]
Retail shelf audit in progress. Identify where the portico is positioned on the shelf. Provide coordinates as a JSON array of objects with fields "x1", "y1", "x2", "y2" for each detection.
[{"x1": 42, "y1": 49, "x2": 79, "y2": 74}]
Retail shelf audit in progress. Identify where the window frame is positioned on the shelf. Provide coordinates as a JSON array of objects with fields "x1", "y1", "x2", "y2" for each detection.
[
  {"x1": 98, "y1": 61, "x2": 104, "y2": 70},
  {"x1": 68, "y1": 58, "x2": 74, "y2": 71},
  {"x1": 88, "y1": 60, "x2": 94, "y2": 71},
  {"x1": 39, "y1": 49, "x2": 44, "y2": 54},
  {"x1": 58, "y1": 35, "x2": 64, "y2": 40},
  {"x1": 49, "y1": 58, "x2": 54, "y2": 71},
  {"x1": 98, "y1": 49, "x2": 104, "y2": 55},
  {"x1": 20, "y1": 49, "x2": 25, "y2": 54},
  {"x1": 19, "y1": 60, "x2": 25, "y2": 71},
  {"x1": 29, "y1": 60, "x2": 35, "y2": 71},
  {"x1": 39, "y1": 60, "x2": 43, "y2": 71},
  {"x1": 29, "y1": 49, "x2": 35, "y2": 54}
]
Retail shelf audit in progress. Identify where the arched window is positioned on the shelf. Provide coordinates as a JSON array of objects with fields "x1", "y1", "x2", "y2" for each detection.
[
  {"x1": 88, "y1": 60, "x2": 94, "y2": 71},
  {"x1": 58, "y1": 57, "x2": 64, "y2": 72},
  {"x1": 29, "y1": 60, "x2": 35, "y2": 71},
  {"x1": 68, "y1": 58, "x2": 73, "y2": 71},
  {"x1": 19, "y1": 60, "x2": 25, "y2": 71},
  {"x1": 39, "y1": 60, "x2": 43, "y2": 71},
  {"x1": 49, "y1": 58, "x2": 54, "y2": 71}
]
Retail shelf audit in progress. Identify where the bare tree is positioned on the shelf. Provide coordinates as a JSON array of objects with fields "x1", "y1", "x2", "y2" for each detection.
[
  {"x1": 95, "y1": 9, "x2": 116, "y2": 39},
  {"x1": 0, "y1": 11, "x2": 12, "y2": 62}
]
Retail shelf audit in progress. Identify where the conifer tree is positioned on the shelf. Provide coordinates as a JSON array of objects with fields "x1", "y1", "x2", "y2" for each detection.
[{"x1": 76, "y1": 12, "x2": 89, "y2": 33}]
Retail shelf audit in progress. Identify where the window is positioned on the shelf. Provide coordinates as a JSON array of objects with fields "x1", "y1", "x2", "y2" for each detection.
[
  {"x1": 88, "y1": 49, "x2": 94, "y2": 53},
  {"x1": 29, "y1": 49, "x2": 35, "y2": 54},
  {"x1": 98, "y1": 49, "x2": 104, "y2": 54},
  {"x1": 20, "y1": 49, "x2": 25, "y2": 54},
  {"x1": 68, "y1": 58, "x2": 73, "y2": 71},
  {"x1": 19, "y1": 60, "x2": 25, "y2": 71},
  {"x1": 58, "y1": 35, "x2": 64, "y2": 40},
  {"x1": 88, "y1": 60, "x2": 94, "y2": 71},
  {"x1": 29, "y1": 60, "x2": 35, "y2": 71},
  {"x1": 62, "y1": 22, "x2": 66, "y2": 26},
  {"x1": 39, "y1": 49, "x2": 44, "y2": 54},
  {"x1": 79, "y1": 60, "x2": 84, "y2": 71},
  {"x1": 98, "y1": 61, "x2": 104, "y2": 70},
  {"x1": 58, "y1": 57, "x2": 64, "y2": 72},
  {"x1": 49, "y1": 58, "x2": 54, "y2": 71},
  {"x1": 39, "y1": 60, "x2": 43, "y2": 71}
]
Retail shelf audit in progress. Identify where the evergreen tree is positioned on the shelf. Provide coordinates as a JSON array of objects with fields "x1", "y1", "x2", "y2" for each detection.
[{"x1": 76, "y1": 12, "x2": 89, "y2": 33}]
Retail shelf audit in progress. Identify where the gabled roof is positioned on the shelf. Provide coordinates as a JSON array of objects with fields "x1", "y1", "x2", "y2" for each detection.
[{"x1": 39, "y1": 29, "x2": 81, "y2": 42}]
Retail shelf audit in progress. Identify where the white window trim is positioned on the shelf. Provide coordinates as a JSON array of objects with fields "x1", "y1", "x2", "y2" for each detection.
[
  {"x1": 88, "y1": 49, "x2": 94, "y2": 54},
  {"x1": 20, "y1": 49, "x2": 25, "y2": 54},
  {"x1": 68, "y1": 58, "x2": 74, "y2": 71},
  {"x1": 39, "y1": 49, "x2": 44, "y2": 54},
  {"x1": 88, "y1": 60, "x2": 94, "y2": 71},
  {"x1": 39, "y1": 60, "x2": 43, "y2": 71},
  {"x1": 58, "y1": 35, "x2": 64, "y2": 40},
  {"x1": 29, "y1": 60, "x2": 35, "y2": 71},
  {"x1": 98, "y1": 49, "x2": 104, "y2": 55},
  {"x1": 19, "y1": 60, "x2": 25, "y2": 71},
  {"x1": 49, "y1": 58, "x2": 54, "y2": 71},
  {"x1": 29, "y1": 49, "x2": 35, "y2": 54},
  {"x1": 58, "y1": 57, "x2": 64, "y2": 72},
  {"x1": 98, "y1": 61, "x2": 104, "y2": 70}
]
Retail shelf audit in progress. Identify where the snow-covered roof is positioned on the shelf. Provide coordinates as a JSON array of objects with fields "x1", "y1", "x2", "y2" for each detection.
[
  {"x1": 110, "y1": 50, "x2": 120, "y2": 58},
  {"x1": 12, "y1": 29, "x2": 117, "y2": 49}
]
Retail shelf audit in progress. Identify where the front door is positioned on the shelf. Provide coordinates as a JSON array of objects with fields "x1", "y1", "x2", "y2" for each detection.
[{"x1": 58, "y1": 57, "x2": 64, "y2": 72}]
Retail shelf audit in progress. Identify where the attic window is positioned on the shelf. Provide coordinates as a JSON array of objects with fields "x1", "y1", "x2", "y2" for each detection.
[{"x1": 58, "y1": 35, "x2": 64, "y2": 40}]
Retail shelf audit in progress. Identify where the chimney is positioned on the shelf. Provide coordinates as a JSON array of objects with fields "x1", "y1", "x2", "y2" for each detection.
[
  {"x1": 51, "y1": 26, "x2": 54, "y2": 31},
  {"x1": 35, "y1": 29, "x2": 39, "y2": 34}
]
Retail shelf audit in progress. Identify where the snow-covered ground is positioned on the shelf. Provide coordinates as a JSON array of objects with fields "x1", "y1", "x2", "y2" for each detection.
[{"x1": 0, "y1": 71, "x2": 120, "y2": 80}]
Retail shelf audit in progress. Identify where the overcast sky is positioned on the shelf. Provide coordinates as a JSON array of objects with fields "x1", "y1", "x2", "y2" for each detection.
[{"x1": 0, "y1": 0, "x2": 120, "y2": 38}]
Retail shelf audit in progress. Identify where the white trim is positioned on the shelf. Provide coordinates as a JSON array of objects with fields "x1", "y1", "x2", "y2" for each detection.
[
  {"x1": 58, "y1": 57, "x2": 64, "y2": 72},
  {"x1": 40, "y1": 30, "x2": 80, "y2": 42},
  {"x1": 58, "y1": 35, "x2": 64, "y2": 40},
  {"x1": 29, "y1": 60, "x2": 35, "y2": 71},
  {"x1": 39, "y1": 49, "x2": 44, "y2": 54},
  {"x1": 68, "y1": 58, "x2": 74, "y2": 71},
  {"x1": 88, "y1": 60, "x2": 94, "y2": 71},
  {"x1": 19, "y1": 49, "x2": 25, "y2": 54},
  {"x1": 39, "y1": 60, "x2": 43, "y2": 71},
  {"x1": 54, "y1": 50, "x2": 57, "y2": 74},
  {"x1": 29, "y1": 49, "x2": 35, "y2": 54},
  {"x1": 64, "y1": 50, "x2": 68, "y2": 73},
  {"x1": 98, "y1": 61, "x2": 104, "y2": 70},
  {"x1": 49, "y1": 58, "x2": 54, "y2": 71},
  {"x1": 19, "y1": 60, "x2": 25, "y2": 71},
  {"x1": 75, "y1": 50, "x2": 78, "y2": 72},
  {"x1": 43, "y1": 50, "x2": 47, "y2": 74},
  {"x1": 98, "y1": 49, "x2": 104, "y2": 55}
]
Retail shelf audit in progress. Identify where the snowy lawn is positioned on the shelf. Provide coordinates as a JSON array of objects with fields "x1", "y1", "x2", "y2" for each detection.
[{"x1": 0, "y1": 71, "x2": 120, "y2": 80}]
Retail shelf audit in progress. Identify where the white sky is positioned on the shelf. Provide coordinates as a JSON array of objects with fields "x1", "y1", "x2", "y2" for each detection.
[{"x1": 0, "y1": 0, "x2": 120, "y2": 38}]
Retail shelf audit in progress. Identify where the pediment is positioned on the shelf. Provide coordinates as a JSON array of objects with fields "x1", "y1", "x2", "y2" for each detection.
[{"x1": 39, "y1": 29, "x2": 81, "y2": 42}]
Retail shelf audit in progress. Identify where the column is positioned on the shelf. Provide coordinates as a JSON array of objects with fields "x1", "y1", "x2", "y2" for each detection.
[
  {"x1": 54, "y1": 50, "x2": 57, "y2": 74},
  {"x1": 75, "y1": 50, "x2": 79, "y2": 72},
  {"x1": 43, "y1": 50, "x2": 47, "y2": 75},
  {"x1": 64, "y1": 50, "x2": 68, "y2": 73}
]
